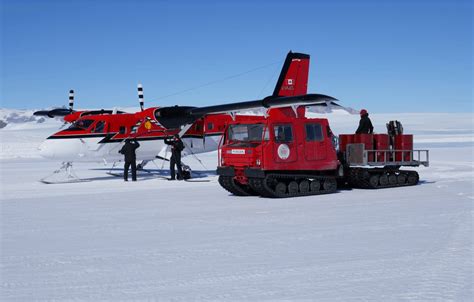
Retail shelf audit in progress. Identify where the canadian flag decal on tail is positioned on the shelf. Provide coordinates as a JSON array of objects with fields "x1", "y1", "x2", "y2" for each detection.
[{"x1": 272, "y1": 52, "x2": 310, "y2": 97}]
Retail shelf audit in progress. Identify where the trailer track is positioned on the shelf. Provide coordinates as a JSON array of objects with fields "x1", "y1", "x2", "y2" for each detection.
[{"x1": 347, "y1": 168, "x2": 419, "y2": 189}]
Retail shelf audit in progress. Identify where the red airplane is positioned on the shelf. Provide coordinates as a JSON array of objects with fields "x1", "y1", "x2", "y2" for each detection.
[{"x1": 34, "y1": 52, "x2": 338, "y2": 178}]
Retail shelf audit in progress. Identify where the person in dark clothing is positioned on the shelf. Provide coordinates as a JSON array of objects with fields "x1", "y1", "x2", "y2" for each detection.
[
  {"x1": 355, "y1": 109, "x2": 374, "y2": 134},
  {"x1": 118, "y1": 139, "x2": 140, "y2": 181},
  {"x1": 164, "y1": 134, "x2": 185, "y2": 180}
]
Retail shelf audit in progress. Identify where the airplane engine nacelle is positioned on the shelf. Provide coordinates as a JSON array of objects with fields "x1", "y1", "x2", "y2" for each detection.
[{"x1": 154, "y1": 106, "x2": 198, "y2": 129}]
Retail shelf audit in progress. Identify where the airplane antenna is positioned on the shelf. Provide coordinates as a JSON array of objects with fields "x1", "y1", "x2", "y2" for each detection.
[
  {"x1": 137, "y1": 83, "x2": 144, "y2": 111},
  {"x1": 69, "y1": 90, "x2": 74, "y2": 111}
]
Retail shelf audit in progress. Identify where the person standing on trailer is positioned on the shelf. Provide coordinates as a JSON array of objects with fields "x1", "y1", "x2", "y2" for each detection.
[
  {"x1": 118, "y1": 139, "x2": 140, "y2": 181},
  {"x1": 355, "y1": 109, "x2": 374, "y2": 134},
  {"x1": 164, "y1": 134, "x2": 185, "y2": 180}
]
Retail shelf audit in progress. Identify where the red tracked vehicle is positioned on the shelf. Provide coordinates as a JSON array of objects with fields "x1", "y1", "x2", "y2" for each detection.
[
  {"x1": 217, "y1": 108, "x2": 429, "y2": 198},
  {"x1": 217, "y1": 106, "x2": 340, "y2": 198}
]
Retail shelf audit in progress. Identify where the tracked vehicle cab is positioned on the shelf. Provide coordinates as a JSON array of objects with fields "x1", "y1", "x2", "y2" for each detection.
[
  {"x1": 220, "y1": 123, "x2": 268, "y2": 168},
  {"x1": 217, "y1": 106, "x2": 340, "y2": 198}
]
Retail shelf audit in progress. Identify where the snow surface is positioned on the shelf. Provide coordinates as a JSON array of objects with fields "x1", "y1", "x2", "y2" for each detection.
[{"x1": 1, "y1": 110, "x2": 473, "y2": 301}]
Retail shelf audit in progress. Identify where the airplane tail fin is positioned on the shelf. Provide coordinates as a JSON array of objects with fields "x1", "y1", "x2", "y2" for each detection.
[{"x1": 272, "y1": 51, "x2": 310, "y2": 97}]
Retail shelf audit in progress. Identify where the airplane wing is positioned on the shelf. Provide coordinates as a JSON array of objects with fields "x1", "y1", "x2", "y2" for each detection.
[
  {"x1": 188, "y1": 93, "x2": 337, "y2": 116},
  {"x1": 154, "y1": 93, "x2": 338, "y2": 129},
  {"x1": 34, "y1": 90, "x2": 77, "y2": 118},
  {"x1": 154, "y1": 51, "x2": 338, "y2": 129},
  {"x1": 33, "y1": 108, "x2": 73, "y2": 118}
]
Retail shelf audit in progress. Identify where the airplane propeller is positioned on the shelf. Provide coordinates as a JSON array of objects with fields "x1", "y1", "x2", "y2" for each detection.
[
  {"x1": 68, "y1": 89, "x2": 74, "y2": 111},
  {"x1": 34, "y1": 90, "x2": 76, "y2": 118},
  {"x1": 138, "y1": 84, "x2": 144, "y2": 111}
]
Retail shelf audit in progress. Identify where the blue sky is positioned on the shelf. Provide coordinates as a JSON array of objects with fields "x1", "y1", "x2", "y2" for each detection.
[{"x1": 1, "y1": 0, "x2": 472, "y2": 112}]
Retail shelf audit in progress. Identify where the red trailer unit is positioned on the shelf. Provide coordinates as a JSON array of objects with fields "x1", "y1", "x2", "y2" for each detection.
[
  {"x1": 354, "y1": 134, "x2": 374, "y2": 161},
  {"x1": 373, "y1": 134, "x2": 389, "y2": 162},
  {"x1": 339, "y1": 134, "x2": 354, "y2": 153},
  {"x1": 395, "y1": 134, "x2": 413, "y2": 161}
]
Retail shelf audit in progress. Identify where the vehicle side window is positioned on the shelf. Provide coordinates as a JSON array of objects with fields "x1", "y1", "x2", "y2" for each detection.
[
  {"x1": 305, "y1": 123, "x2": 324, "y2": 141},
  {"x1": 274, "y1": 125, "x2": 293, "y2": 143},
  {"x1": 92, "y1": 121, "x2": 105, "y2": 133},
  {"x1": 207, "y1": 123, "x2": 214, "y2": 130},
  {"x1": 119, "y1": 126, "x2": 126, "y2": 134}
]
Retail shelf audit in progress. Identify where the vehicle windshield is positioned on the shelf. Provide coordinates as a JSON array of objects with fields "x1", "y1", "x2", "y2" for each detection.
[
  {"x1": 227, "y1": 124, "x2": 267, "y2": 142},
  {"x1": 67, "y1": 119, "x2": 94, "y2": 131}
]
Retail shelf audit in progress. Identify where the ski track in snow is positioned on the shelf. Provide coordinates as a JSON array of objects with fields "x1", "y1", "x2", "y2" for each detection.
[{"x1": 0, "y1": 112, "x2": 473, "y2": 301}]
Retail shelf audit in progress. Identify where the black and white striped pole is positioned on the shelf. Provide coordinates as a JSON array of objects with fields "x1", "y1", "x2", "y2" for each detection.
[
  {"x1": 68, "y1": 90, "x2": 74, "y2": 111},
  {"x1": 137, "y1": 83, "x2": 144, "y2": 111}
]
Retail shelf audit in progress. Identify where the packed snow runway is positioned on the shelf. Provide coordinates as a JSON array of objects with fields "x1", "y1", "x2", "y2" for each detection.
[{"x1": 1, "y1": 112, "x2": 473, "y2": 301}]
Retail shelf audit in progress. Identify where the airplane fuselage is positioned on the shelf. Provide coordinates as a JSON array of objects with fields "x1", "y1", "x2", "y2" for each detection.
[
  {"x1": 38, "y1": 107, "x2": 261, "y2": 163},
  {"x1": 39, "y1": 133, "x2": 222, "y2": 162}
]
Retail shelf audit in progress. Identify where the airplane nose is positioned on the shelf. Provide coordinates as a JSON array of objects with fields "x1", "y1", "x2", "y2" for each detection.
[
  {"x1": 38, "y1": 140, "x2": 55, "y2": 159},
  {"x1": 38, "y1": 138, "x2": 86, "y2": 161}
]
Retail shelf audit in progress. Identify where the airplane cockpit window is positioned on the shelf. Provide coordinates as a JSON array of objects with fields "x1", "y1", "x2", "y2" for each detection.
[
  {"x1": 92, "y1": 121, "x2": 105, "y2": 133},
  {"x1": 67, "y1": 119, "x2": 94, "y2": 131}
]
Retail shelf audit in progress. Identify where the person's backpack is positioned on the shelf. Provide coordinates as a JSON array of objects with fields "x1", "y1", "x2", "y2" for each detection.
[{"x1": 176, "y1": 140, "x2": 185, "y2": 152}]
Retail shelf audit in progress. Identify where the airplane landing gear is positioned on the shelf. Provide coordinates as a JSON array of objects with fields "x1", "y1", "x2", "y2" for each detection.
[{"x1": 40, "y1": 162, "x2": 86, "y2": 184}]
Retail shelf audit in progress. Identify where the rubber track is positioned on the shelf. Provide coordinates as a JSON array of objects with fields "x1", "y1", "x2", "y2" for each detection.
[
  {"x1": 218, "y1": 176, "x2": 257, "y2": 196},
  {"x1": 248, "y1": 174, "x2": 337, "y2": 198},
  {"x1": 248, "y1": 177, "x2": 274, "y2": 198},
  {"x1": 348, "y1": 168, "x2": 419, "y2": 189}
]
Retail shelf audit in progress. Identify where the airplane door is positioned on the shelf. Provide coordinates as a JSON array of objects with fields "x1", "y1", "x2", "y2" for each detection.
[
  {"x1": 304, "y1": 123, "x2": 326, "y2": 161},
  {"x1": 186, "y1": 120, "x2": 205, "y2": 152},
  {"x1": 272, "y1": 124, "x2": 298, "y2": 163},
  {"x1": 87, "y1": 121, "x2": 107, "y2": 151}
]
